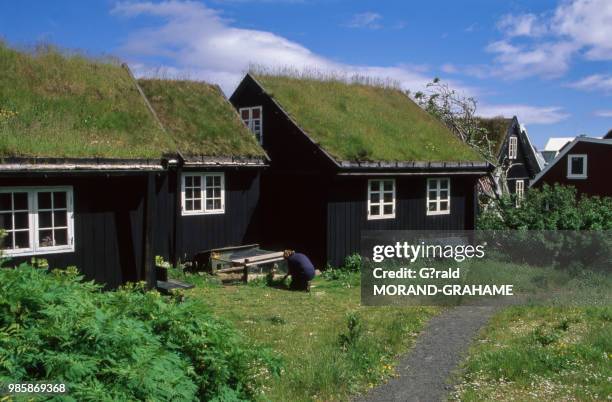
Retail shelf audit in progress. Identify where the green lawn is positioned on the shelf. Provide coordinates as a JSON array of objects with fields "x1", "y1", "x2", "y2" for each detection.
[
  {"x1": 451, "y1": 306, "x2": 612, "y2": 401},
  {"x1": 170, "y1": 272, "x2": 439, "y2": 401}
]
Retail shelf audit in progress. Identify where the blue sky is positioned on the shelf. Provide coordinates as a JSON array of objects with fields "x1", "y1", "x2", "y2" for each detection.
[{"x1": 1, "y1": 0, "x2": 610, "y2": 148}]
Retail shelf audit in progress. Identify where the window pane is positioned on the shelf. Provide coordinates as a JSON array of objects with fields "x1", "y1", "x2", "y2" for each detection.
[
  {"x1": 370, "y1": 193, "x2": 380, "y2": 203},
  {"x1": 428, "y1": 202, "x2": 437, "y2": 211},
  {"x1": 53, "y1": 192, "x2": 67, "y2": 209},
  {"x1": 0, "y1": 213, "x2": 12, "y2": 230},
  {"x1": 428, "y1": 190, "x2": 437, "y2": 200},
  {"x1": 440, "y1": 190, "x2": 448, "y2": 200},
  {"x1": 185, "y1": 176, "x2": 193, "y2": 187},
  {"x1": 213, "y1": 176, "x2": 221, "y2": 186},
  {"x1": 370, "y1": 205, "x2": 380, "y2": 216},
  {"x1": 206, "y1": 176, "x2": 213, "y2": 187},
  {"x1": 192, "y1": 176, "x2": 201, "y2": 187},
  {"x1": 241, "y1": 109, "x2": 250, "y2": 119},
  {"x1": 54, "y1": 211, "x2": 67, "y2": 227},
  {"x1": 440, "y1": 180, "x2": 448, "y2": 189},
  {"x1": 186, "y1": 188, "x2": 194, "y2": 199},
  {"x1": 38, "y1": 211, "x2": 52, "y2": 228},
  {"x1": 14, "y1": 193, "x2": 28, "y2": 210},
  {"x1": 440, "y1": 201, "x2": 449, "y2": 211},
  {"x1": 383, "y1": 181, "x2": 393, "y2": 191},
  {"x1": 370, "y1": 181, "x2": 380, "y2": 192},
  {"x1": 428, "y1": 180, "x2": 437, "y2": 190},
  {"x1": 213, "y1": 188, "x2": 221, "y2": 198},
  {"x1": 193, "y1": 200, "x2": 201, "y2": 211},
  {"x1": 571, "y1": 157, "x2": 584, "y2": 174},
  {"x1": 15, "y1": 231, "x2": 29, "y2": 248},
  {"x1": 0, "y1": 194, "x2": 11, "y2": 211},
  {"x1": 213, "y1": 200, "x2": 222, "y2": 210},
  {"x1": 54, "y1": 229, "x2": 68, "y2": 246},
  {"x1": 186, "y1": 200, "x2": 194, "y2": 211},
  {"x1": 0, "y1": 232, "x2": 12, "y2": 249},
  {"x1": 383, "y1": 192, "x2": 393, "y2": 203},
  {"x1": 14, "y1": 212, "x2": 28, "y2": 229},
  {"x1": 206, "y1": 188, "x2": 213, "y2": 198},
  {"x1": 383, "y1": 204, "x2": 393, "y2": 215},
  {"x1": 252, "y1": 108, "x2": 260, "y2": 118},
  {"x1": 39, "y1": 230, "x2": 53, "y2": 247},
  {"x1": 206, "y1": 200, "x2": 214, "y2": 210},
  {"x1": 38, "y1": 192, "x2": 52, "y2": 209}
]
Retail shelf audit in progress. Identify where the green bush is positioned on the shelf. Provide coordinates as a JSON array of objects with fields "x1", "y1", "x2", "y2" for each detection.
[
  {"x1": 478, "y1": 184, "x2": 612, "y2": 230},
  {"x1": 0, "y1": 264, "x2": 281, "y2": 401}
]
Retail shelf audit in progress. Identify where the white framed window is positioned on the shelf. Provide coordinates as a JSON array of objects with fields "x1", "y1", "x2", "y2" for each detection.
[
  {"x1": 367, "y1": 179, "x2": 395, "y2": 220},
  {"x1": 426, "y1": 178, "x2": 451, "y2": 216},
  {"x1": 515, "y1": 180, "x2": 525, "y2": 207},
  {"x1": 239, "y1": 106, "x2": 263, "y2": 144},
  {"x1": 181, "y1": 172, "x2": 225, "y2": 215},
  {"x1": 0, "y1": 187, "x2": 74, "y2": 257},
  {"x1": 508, "y1": 136, "x2": 518, "y2": 160},
  {"x1": 567, "y1": 154, "x2": 587, "y2": 179}
]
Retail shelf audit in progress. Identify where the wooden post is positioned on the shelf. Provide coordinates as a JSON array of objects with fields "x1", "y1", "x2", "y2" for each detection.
[{"x1": 143, "y1": 172, "x2": 156, "y2": 289}]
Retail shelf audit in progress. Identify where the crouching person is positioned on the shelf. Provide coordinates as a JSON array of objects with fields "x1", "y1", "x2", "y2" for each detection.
[{"x1": 283, "y1": 250, "x2": 315, "y2": 291}]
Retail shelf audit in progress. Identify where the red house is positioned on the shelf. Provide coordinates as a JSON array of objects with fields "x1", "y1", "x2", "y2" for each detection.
[{"x1": 530, "y1": 137, "x2": 612, "y2": 197}]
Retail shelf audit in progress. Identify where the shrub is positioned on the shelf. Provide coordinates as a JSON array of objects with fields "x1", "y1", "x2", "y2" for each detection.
[
  {"x1": 478, "y1": 184, "x2": 612, "y2": 230},
  {"x1": 0, "y1": 264, "x2": 281, "y2": 401}
]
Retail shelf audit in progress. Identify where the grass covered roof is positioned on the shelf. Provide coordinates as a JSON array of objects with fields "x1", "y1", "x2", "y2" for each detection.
[
  {"x1": 138, "y1": 79, "x2": 265, "y2": 158},
  {"x1": 252, "y1": 73, "x2": 483, "y2": 162},
  {"x1": 475, "y1": 117, "x2": 514, "y2": 156},
  {"x1": 0, "y1": 43, "x2": 174, "y2": 159}
]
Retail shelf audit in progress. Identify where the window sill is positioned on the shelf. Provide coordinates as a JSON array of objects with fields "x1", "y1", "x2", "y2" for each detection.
[
  {"x1": 2, "y1": 246, "x2": 75, "y2": 257},
  {"x1": 566, "y1": 175, "x2": 587, "y2": 179},
  {"x1": 367, "y1": 214, "x2": 396, "y2": 221},
  {"x1": 426, "y1": 211, "x2": 451, "y2": 216},
  {"x1": 181, "y1": 210, "x2": 226, "y2": 216}
]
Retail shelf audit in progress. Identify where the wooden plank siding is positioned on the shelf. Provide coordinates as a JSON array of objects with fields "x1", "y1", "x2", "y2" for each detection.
[
  {"x1": 0, "y1": 174, "x2": 149, "y2": 289},
  {"x1": 326, "y1": 175, "x2": 477, "y2": 267},
  {"x1": 153, "y1": 169, "x2": 262, "y2": 262}
]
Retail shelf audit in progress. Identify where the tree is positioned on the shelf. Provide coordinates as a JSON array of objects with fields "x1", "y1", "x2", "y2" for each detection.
[{"x1": 412, "y1": 78, "x2": 517, "y2": 200}]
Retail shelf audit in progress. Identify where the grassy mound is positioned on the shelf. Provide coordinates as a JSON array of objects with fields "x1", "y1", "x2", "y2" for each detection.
[{"x1": 0, "y1": 264, "x2": 280, "y2": 401}]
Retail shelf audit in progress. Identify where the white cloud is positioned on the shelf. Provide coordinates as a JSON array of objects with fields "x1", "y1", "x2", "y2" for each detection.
[
  {"x1": 478, "y1": 104, "x2": 570, "y2": 125},
  {"x1": 553, "y1": 0, "x2": 612, "y2": 60},
  {"x1": 594, "y1": 109, "x2": 612, "y2": 117},
  {"x1": 497, "y1": 13, "x2": 546, "y2": 37},
  {"x1": 111, "y1": 1, "x2": 469, "y2": 95},
  {"x1": 567, "y1": 74, "x2": 612, "y2": 93},
  {"x1": 346, "y1": 12, "x2": 382, "y2": 29},
  {"x1": 482, "y1": 0, "x2": 612, "y2": 81},
  {"x1": 485, "y1": 40, "x2": 578, "y2": 79}
]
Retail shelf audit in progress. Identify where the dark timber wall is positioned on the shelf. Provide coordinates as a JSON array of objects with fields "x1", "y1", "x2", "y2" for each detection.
[
  {"x1": 327, "y1": 175, "x2": 477, "y2": 267},
  {"x1": 154, "y1": 168, "x2": 262, "y2": 262},
  {"x1": 532, "y1": 141, "x2": 612, "y2": 197},
  {"x1": 0, "y1": 173, "x2": 152, "y2": 289}
]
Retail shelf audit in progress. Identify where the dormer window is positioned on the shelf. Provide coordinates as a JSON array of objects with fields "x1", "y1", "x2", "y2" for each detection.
[
  {"x1": 567, "y1": 154, "x2": 587, "y2": 179},
  {"x1": 508, "y1": 136, "x2": 518, "y2": 160},
  {"x1": 240, "y1": 106, "x2": 263, "y2": 144}
]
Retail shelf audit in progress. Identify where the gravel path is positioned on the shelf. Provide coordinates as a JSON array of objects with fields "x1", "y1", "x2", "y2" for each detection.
[{"x1": 355, "y1": 305, "x2": 500, "y2": 402}]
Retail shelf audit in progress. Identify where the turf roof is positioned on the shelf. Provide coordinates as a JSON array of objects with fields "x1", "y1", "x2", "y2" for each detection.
[
  {"x1": 0, "y1": 43, "x2": 174, "y2": 159},
  {"x1": 475, "y1": 117, "x2": 514, "y2": 156},
  {"x1": 251, "y1": 74, "x2": 483, "y2": 162},
  {"x1": 138, "y1": 79, "x2": 265, "y2": 158}
]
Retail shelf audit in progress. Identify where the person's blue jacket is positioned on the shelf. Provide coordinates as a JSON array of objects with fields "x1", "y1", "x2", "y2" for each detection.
[{"x1": 287, "y1": 253, "x2": 315, "y2": 280}]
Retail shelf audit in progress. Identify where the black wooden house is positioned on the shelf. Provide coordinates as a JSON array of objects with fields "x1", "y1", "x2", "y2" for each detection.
[
  {"x1": 0, "y1": 45, "x2": 266, "y2": 288},
  {"x1": 137, "y1": 79, "x2": 268, "y2": 264},
  {"x1": 231, "y1": 74, "x2": 492, "y2": 267},
  {"x1": 477, "y1": 116, "x2": 544, "y2": 203}
]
